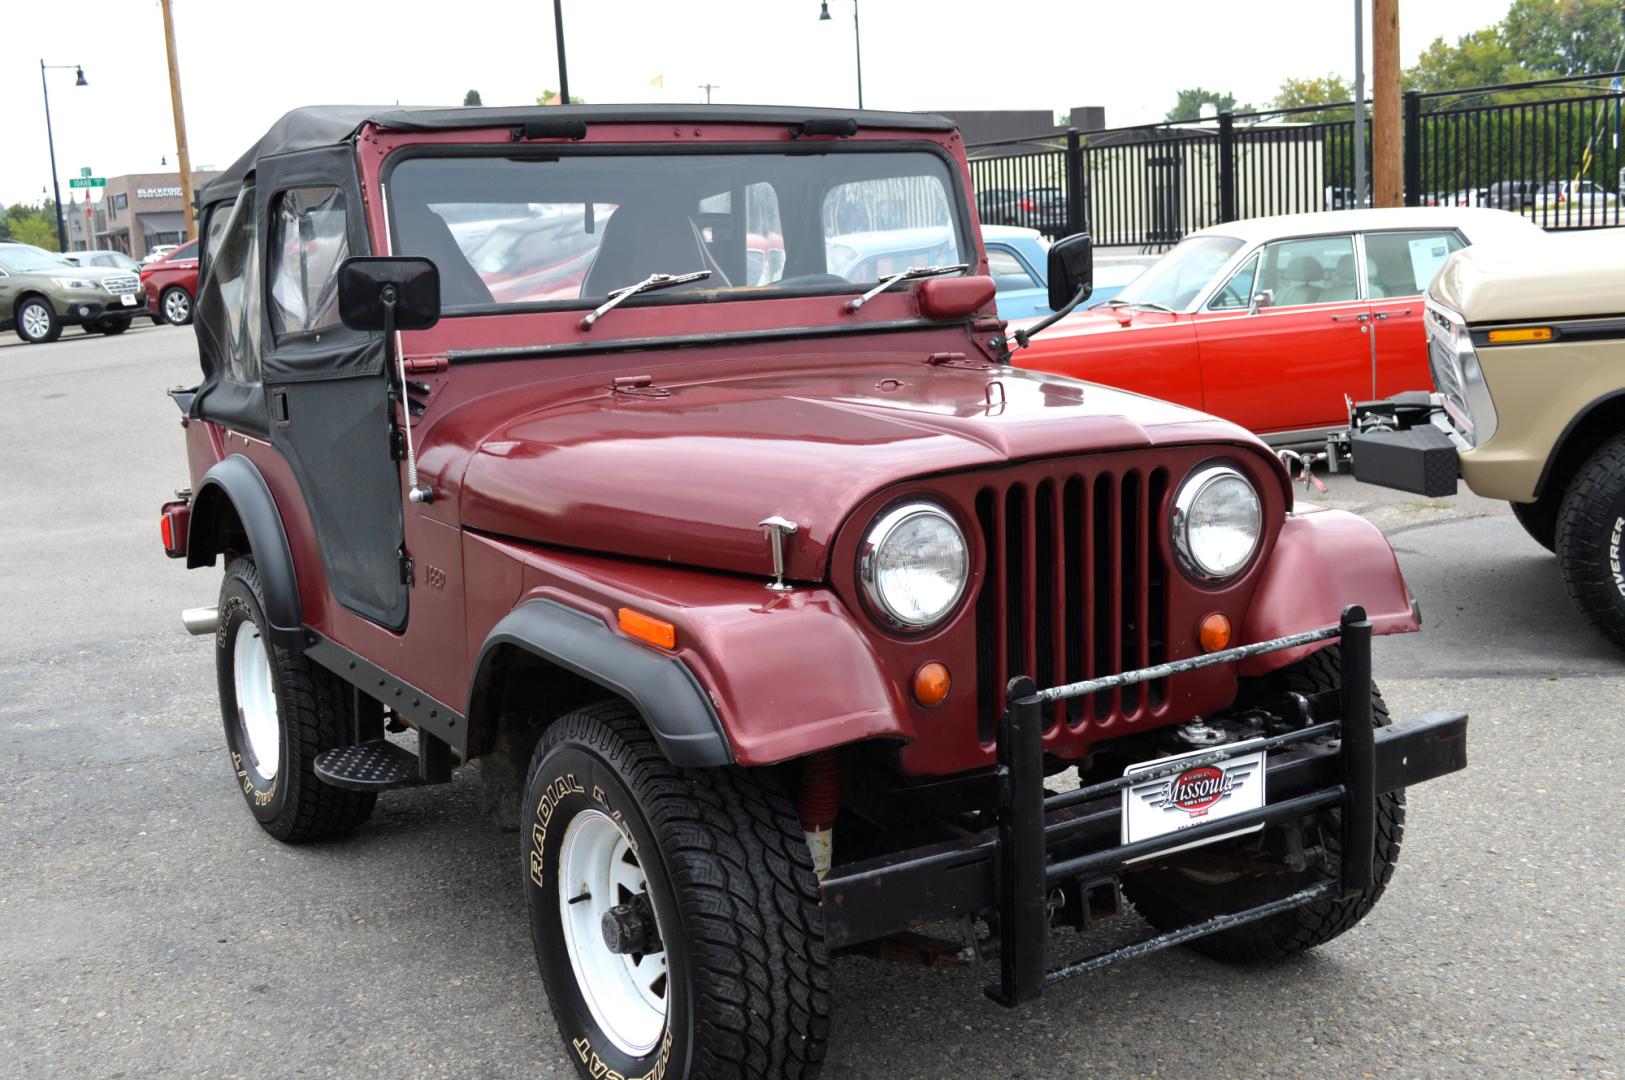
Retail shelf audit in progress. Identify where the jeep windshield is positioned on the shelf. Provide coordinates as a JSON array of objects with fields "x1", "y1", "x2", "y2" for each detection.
[{"x1": 386, "y1": 150, "x2": 969, "y2": 313}]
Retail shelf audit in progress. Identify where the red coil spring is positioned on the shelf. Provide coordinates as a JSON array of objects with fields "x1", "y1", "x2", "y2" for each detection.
[{"x1": 797, "y1": 750, "x2": 841, "y2": 830}]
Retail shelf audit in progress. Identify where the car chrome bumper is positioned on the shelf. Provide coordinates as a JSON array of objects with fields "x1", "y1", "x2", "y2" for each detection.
[{"x1": 819, "y1": 606, "x2": 1469, "y2": 1004}]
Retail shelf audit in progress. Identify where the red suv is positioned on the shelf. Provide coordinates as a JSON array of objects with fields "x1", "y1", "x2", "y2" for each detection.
[
  {"x1": 140, "y1": 238, "x2": 198, "y2": 325},
  {"x1": 160, "y1": 104, "x2": 1466, "y2": 1080}
]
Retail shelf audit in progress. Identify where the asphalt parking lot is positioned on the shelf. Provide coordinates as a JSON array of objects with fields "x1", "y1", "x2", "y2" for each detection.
[{"x1": 2, "y1": 325, "x2": 1621, "y2": 1079}]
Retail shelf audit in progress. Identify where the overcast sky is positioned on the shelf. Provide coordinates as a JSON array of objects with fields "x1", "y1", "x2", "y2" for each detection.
[{"x1": 3, "y1": 0, "x2": 1511, "y2": 210}]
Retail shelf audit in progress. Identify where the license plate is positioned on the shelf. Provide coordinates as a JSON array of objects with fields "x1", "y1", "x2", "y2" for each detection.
[
  {"x1": 1121, "y1": 744, "x2": 1267, "y2": 858},
  {"x1": 120, "y1": 294, "x2": 136, "y2": 306}
]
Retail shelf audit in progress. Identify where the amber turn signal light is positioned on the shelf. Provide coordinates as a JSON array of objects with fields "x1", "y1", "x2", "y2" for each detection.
[
  {"x1": 913, "y1": 662, "x2": 951, "y2": 707},
  {"x1": 618, "y1": 607, "x2": 677, "y2": 650},
  {"x1": 1486, "y1": 326, "x2": 1552, "y2": 344},
  {"x1": 1198, "y1": 612, "x2": 1232, "y2": 653}
]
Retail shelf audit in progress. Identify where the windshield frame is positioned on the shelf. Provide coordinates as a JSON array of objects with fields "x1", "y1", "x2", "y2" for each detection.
[{"x1": 378, "y1": 141, "x2": 977, "y2": 319}]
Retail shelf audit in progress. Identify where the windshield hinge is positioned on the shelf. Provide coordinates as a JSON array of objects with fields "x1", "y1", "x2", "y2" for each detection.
[{"x1": 403, "y1": 356, "x2": 448, "y2": 375}]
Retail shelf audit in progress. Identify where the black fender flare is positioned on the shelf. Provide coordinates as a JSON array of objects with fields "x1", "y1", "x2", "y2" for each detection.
[
  {"x1": 469, "y1": 599, "x2": 732, "y2": 768},
  {"x1": 187, "y1": 455, "x2": 304, "y2": 650}
]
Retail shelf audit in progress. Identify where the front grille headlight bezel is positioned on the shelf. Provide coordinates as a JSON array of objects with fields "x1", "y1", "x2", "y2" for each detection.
[
  {"x1": 1425, "y1": 296, "x2": 1498, "y2": 447},
  {"x1": 857, "y1": 500, "x2": 971, "y2": 632},
  {"x1": 1170, "y1": 462, "x2": 1264, "y2": 584}
]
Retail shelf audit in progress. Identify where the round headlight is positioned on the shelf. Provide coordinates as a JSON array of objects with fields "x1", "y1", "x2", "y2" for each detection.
[
  {"x1": 858, "y1": 502, "x2": 969, "y2": 630},
  {"x1": 1172, "y1": 464, "x2": 1262, "y2": 581}
]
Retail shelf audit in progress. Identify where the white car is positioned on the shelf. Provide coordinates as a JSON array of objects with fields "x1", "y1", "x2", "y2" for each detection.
[
  {"x1": 1534, "y1": 180, "x2": 1619, "y2": 211},
  {"x1": 140, "y1": 244, "x2": 180, "y2": 266}
]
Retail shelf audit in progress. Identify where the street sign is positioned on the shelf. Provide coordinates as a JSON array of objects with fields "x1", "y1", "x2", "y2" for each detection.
[
  {"x1": 79, "y1": 166, "x2": 92, "y2": 178},
  {"x1": 68, "y1": 177, "x2": 105, "y2": 189}
]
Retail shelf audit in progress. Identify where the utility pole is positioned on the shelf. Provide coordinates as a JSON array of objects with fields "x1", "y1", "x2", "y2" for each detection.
[
  {"x1": 698, "y1": 83, "x2": 720, "y2": 104},
  {"x1": 39, "y1": 60, "x2": 68, "y2": 252},
  {"x1": 159, "y1": 0, "x2": 196, "y2": 242},
  {"x1": 1353, "y1": 0, "x2": 1366, "y2": 208},
  {"x1": 1371, "y1": 0, "x2": 1402, "y2": 207}
]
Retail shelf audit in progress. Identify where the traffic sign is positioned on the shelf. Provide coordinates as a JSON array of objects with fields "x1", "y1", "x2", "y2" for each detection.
[
  {"x1": 79, "y1": 166, "x2": 92, "y2": 178},
  {"x1": 68, "y1": 177, "x2": 105, "y2": 189}
]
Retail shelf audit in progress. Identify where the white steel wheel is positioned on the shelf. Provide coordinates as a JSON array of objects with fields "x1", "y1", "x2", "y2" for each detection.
[
  {"x1": 232, "y1": 626, "x2": 280, "y2": 781},
  {"x1": 556, "y1": 808, "x2": 668, "y2": 1057}
]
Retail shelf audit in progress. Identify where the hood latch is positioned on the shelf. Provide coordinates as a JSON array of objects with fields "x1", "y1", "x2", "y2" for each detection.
[{"x1": 611, "y1": 374, "x2": 670, "y2": 399}]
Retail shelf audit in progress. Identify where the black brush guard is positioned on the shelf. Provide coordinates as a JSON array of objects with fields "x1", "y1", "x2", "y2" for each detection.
[{"x1": 819, "y1": 605, "x2": 1469, "y2": 1005}]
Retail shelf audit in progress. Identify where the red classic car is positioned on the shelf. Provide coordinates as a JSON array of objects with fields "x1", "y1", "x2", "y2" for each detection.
[
  {"x1": 140, "y1": 238, "x2": 199, "y2": 325},
  {"x1": 1014, "y1": 207, "x2": 1539, "y2": 443}
]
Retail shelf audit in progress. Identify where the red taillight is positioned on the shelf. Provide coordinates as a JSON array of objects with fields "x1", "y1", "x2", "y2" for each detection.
[
  {"x1": 1019, "y1": 197, "x2": 1034, "y2": 212},
  {"x1": 160, "y1": 501, "x2": 189, "y2": 558}
]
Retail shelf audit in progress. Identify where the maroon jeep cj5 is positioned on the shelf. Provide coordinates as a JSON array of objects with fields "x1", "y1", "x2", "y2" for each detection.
[{"x1": 160, "y1": 104, "x2": 1467, "y2": 1079}]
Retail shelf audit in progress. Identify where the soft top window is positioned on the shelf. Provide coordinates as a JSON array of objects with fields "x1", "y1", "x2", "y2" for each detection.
[
  {"x1": 387, "y1": 150, "x2": 967, "y2": 313},
  {"x1": 269, "y1": 186, "x2": 350, "y2": 338}
]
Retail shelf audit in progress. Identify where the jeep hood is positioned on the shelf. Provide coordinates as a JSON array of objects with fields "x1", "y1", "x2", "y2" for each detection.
[{"x1": 459, "y1": 359, "x2": 1256, "y2": 581}]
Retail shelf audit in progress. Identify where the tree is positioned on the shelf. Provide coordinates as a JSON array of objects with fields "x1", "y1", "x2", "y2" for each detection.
[
  {"x1": 0, "y1": 201, "x2": 61, "y2": 250},
  {"x1": 463, "y1": 89, "x2": 483, "y2": 106},
  {"x1": 537, "y1": 90, "x2": 587, "y2": 106},
  {"x1": 1164, "y1": 88, "x2": 1240, "y2": 122},
  {"x1": 1405, "y1": 0, "x2": 1624, "y2": 93},
  {"x1": 1270, "y1": 74, "x2": 1354, "y2": 110}
]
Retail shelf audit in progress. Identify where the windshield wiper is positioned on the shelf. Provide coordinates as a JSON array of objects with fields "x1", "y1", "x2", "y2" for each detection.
[
  {"x1": 580, "y1": 270, "x2": 711, "y2": 330},
  {"x1": 843, "y1": 263, "x2": 969, "y2": 313},
  {"x1": 1104, "y1": 297, "x2": 1176, "y2": 314}
]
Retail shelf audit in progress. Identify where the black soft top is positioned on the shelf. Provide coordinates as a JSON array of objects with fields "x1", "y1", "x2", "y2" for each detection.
[{"x1": 199, "y1": 103, "x2": 959, "y2": 207}]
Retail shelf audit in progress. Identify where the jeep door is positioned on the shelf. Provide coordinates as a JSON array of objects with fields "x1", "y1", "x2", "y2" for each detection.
[
  {"x1": 255, "y1": 148, "x2": 410, "y2": 631},
  {"x1": 1192, "y1": 232, "x2": 1371, "y2": 436}
]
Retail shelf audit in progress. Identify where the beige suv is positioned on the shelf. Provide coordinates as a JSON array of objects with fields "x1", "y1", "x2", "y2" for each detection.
[{"x1": 1351, "y1": 229, "x2": 1625, "y2": 650}]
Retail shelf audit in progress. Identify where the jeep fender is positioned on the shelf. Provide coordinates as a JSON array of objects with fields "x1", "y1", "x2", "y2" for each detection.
[
  {"x1": 187, "y1": 455, "x2": 304, "y2": 650},
  {"x1": 470, "y1": 599, "x2": 733, "y2": 767},
  {"x1": 1238, "y1": 507, "x2": 1420, "y2": 676}
]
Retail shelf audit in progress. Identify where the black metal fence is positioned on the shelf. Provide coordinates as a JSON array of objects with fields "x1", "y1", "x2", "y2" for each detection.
[{"x1": 967, "y1": 72, "x2": 1625, "y2": 249}]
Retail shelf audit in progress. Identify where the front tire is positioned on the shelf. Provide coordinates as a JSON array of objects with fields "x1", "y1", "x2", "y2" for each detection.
[
  {"x1": 216, "y1": 556, "x2": 376, "y2": 840},
  {"x1": 161, "y1": 286, "x2": 193, "y2": 326},
  {"x1": 15, "y1": 297, "x2": 61, "y2": 344},
  {"x1": 1122, "y1": 646, "x2": 1405, "y2": 964},
  {"x1": 524, "y1": 702, "x2": 830, "y2": 1080},
  {"x1": 1557, "y1": 435, "x2": 1625, "y2": 650}
]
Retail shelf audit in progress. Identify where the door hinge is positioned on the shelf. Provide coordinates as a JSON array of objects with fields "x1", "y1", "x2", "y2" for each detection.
[
  {"x1": 390, "y1": 427, "x2": 407, "y2": 461},
  {"x1": 399, "y1": 547, "x2": 415, "y2": 586}
]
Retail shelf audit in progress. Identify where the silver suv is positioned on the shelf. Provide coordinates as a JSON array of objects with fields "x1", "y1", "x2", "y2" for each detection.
[{"x1": 0, "y1": 241, "x2": 147, "y2": 343}]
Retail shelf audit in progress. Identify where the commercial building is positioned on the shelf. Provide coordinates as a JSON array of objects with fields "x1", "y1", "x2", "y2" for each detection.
[{"x1": 65, "y1": 169, "x2": 217, "y2": 259}]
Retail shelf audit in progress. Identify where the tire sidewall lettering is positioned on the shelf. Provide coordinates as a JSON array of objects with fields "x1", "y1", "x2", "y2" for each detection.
[
  {"x1": 216, "y1": 579, "x2": 286, "y2": 823},
  {"x1": 526, "y1": 746, "x2": 690, "y2": 1080}
]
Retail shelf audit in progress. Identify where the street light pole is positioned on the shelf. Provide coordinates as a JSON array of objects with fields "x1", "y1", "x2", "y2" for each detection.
[
  {"x1": 1353, "y1": 0, "x2": 1366, "y2": 208},
  {"x1": 38, "y1": 60, "x2": 85, "y2": 253},
  {"x1": 819, "y1": 1, "x2": 863, "y2": 109}
]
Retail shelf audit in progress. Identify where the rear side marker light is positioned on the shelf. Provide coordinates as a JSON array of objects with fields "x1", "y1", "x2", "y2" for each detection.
[
  {"x1": 618, "y1": 607, "x2": 676, "y2": 650},
  {"x1": 159, "y1": 502, "x2": 190, "y2": 559},
  {"x1": 1486, "y1": 327, "x2": 1552, "y2": 344}
]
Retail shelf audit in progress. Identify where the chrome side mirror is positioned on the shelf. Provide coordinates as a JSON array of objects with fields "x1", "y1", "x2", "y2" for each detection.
[{"x1": 1249, "y1": 289, "x2": 1273, "y2": 314}]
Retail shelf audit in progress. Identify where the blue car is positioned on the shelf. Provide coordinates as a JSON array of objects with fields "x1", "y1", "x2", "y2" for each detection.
[{"x1": 982, "y1": 225, "x2": 1145, "y2": 320}]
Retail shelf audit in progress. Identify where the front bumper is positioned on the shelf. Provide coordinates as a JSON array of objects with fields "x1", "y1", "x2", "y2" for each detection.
[
  {"x1": 820, "y1": 605, "x2": 1468, "y2": 1004},
  {"x1": 57, "y1": 290, "x2": 147, "y2": 325}
]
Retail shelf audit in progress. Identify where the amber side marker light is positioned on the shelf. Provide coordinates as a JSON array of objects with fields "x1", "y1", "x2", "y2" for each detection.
[
  {"x1": 914, "y1": 662, "x2": 951, "y2": 707},
  {"x1": 1198, "y1": 613, "x2": 1232, "y2": 653},
  {"x1": 618, "y1": 608, "x2": 677, "y2": 650},
  {"x1": 1486, "y1": 326, "x2": 1553, "y2": 344}
]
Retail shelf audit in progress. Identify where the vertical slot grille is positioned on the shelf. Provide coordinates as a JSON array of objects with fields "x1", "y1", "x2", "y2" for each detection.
[{"x1": 975, "y1": 465, "x2": 1171, "y2": 743}]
